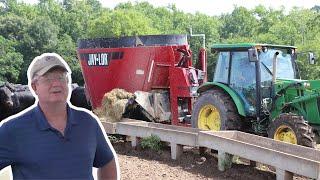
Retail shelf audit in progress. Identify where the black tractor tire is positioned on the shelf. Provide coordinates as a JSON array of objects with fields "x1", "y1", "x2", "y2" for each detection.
[
  {"x1": 268, "y1": 113, "x2": 316, "y2": 148},
  {"x1": 191, "y1": 89, "x2": 242, "y2": 131}
]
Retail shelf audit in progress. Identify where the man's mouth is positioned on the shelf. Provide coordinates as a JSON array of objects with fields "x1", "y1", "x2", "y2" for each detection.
[{"x1": 51, "y1": 90, "x2": 62, "y2": 94}]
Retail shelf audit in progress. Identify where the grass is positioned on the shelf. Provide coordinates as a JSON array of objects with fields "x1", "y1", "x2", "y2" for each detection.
[{"x1": 140, "y1": 134, "x2": 164, "y2": 152}]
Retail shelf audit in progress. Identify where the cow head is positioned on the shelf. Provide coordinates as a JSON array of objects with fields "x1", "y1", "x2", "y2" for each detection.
[{"x1": 0, "y1": 84, "x2": 14, "y2": 110}]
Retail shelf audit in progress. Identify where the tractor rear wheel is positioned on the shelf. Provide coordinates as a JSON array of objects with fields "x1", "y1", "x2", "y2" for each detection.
[
  {"x1": 191, "y1": 89, "x2": 242, "y2": 131},
  {"x1": 268, "y1": 113, "x2": 316, "y2": 148}
]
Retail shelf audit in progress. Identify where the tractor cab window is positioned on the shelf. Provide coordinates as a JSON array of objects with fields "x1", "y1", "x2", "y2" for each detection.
[
  {"x1": 213, "y1": 52, "x2": 230, "y2": 84},
  {"x1": 259, "y1": 49, "x2": 295, "y2": 80},
  {"x1": 259, "y1": 49, "x2": 295, "y2": 99},
  {"x1": 230, "y1": 51, "x2": 256, "y2": 116}
]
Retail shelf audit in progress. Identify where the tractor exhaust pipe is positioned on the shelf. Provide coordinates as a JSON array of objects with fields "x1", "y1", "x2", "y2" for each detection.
[
  {"x1": 272, "y1": 51, "x2": 279, "y2": 83},
  {"x1": 189, "y1": 28, "x2": 205, "y2": 48},
  {"x1": 189, "y1": 28, "x2": 207, "y2": 82}
]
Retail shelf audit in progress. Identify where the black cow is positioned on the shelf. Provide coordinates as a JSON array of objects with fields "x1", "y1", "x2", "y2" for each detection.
[
  {"x1": 70, "y1": 86, "x2": 92, "y2": 110},
  {"x1": 0, "y1": 82, "x2": 91, "y2": 121},
  {"x1": 0, "y1": 82, "x2": 35, "y2": 121},
  {"x1": 12, "y1": 83, "x2": 30, "y2": 92},
  {"x1": 0, "y1": 83, "x2": 14, "y2": 120}
]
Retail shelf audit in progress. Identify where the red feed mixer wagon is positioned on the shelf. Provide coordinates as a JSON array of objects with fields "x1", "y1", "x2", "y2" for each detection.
[{"x1": 77, "y1": 34, "x2": 206, "y2": 126}]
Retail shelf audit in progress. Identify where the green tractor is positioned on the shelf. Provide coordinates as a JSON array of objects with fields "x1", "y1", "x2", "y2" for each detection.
[{"x1": 191, "y1": 43, "x2": 319, "y2": 147}]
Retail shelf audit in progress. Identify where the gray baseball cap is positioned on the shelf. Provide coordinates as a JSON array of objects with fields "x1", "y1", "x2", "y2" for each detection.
[{"x1": 29, "y1": 53, "x2": 69, "y2": 79}]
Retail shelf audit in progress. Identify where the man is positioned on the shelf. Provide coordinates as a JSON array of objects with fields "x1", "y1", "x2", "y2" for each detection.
[{"x1": 0, "y1": 53, "x2": 119, "y2": 179}]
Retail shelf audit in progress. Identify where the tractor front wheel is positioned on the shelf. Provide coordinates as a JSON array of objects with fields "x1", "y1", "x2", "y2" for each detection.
[
  {"x1": 268, "y1": 113, "x2": 316, "y2": 148},
  {"x1": 191, "y1": 89, "x2": 242, "y2": 131}
]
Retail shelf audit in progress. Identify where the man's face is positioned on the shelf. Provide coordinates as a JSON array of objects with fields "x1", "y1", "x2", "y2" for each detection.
[{"x1": 32, "y1": 69, "x2": 69, "y2": 104}]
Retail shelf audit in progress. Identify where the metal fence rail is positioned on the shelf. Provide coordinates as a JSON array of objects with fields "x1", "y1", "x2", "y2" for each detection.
[{"x1": 102, "y1": 120, "x2": 320, "y2": 180}]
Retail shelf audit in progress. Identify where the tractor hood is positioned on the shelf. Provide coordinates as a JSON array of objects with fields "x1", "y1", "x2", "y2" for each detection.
[
  {"x1": 275, "y1": 78, "x2": 320, "y2": 92},
  {"x1": 272, "y1": 78, "x2": 320, "y2": 125}
]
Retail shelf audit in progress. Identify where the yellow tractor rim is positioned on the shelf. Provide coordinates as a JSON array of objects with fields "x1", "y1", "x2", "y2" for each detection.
[
  {"x1": 198, "y1": 104, "x2": 221, "y2": 131},
  {"x1": 274, "y1": 125, "x2": 298, "y2": 144}
]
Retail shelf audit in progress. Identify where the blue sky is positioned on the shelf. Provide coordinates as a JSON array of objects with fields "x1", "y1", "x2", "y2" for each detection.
[{"x1": 20, "y1": 0, "x2": 319, "y2": 16}]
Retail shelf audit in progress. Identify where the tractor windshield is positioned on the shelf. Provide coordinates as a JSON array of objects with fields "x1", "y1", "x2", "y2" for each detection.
[
  {"x1": 259, "y1": 49, "x2": 295, "y2": 81},
  {"x1": 258, "y1": 48, "x2": 295, "y2": 117}
]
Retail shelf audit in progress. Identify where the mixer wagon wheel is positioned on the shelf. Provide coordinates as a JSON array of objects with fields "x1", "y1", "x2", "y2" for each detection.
[
  {"x1": 268, "y1": 113, "x2": 316, "y2": 148},
  {"x1": 191, "y1": 89, "x2": 242, "y2": 131}
]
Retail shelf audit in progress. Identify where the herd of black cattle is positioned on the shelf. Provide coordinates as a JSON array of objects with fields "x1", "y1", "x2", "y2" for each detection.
[{"x1": 0, "y1": 82, "x2": 92, "y2": 121}]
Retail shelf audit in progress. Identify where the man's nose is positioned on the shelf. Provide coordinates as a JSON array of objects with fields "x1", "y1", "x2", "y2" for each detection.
[
  {"x1": 49, "y1": 80, "x2": 66, "y2": 88},
  {"x1": 50, "y1": 78, "x2": 66, "y2": 84}
]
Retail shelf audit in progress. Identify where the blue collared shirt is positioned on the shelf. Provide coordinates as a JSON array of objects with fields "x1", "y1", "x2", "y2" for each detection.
[{"x1": 0, "y1": 103, "x2": 114, "y2": 179}]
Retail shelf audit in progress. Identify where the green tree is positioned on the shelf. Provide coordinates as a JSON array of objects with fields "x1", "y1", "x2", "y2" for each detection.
[
  {"x1": 128, "y1": 2, "x2": 174, "y2": 33},
  {"x1": 38, "y1": 0, "x2": 63, "y2": 27},
  {"x1": 0, "y1": 14, "x2": 29, "y2": 41},
  {"x1": 253, "y1": 5, "x2": 285, "y2": 34},
  {"x1": 87, "y1": 9, "x2": 158, "y2": 38},
  {"x1": 18, "y1": 16, "x2": 59, "y2": 83},
  {"x1": 0, "y1": 0, "x2": 17, "y2": 14},
  {"x1": 5, "y1": 0, "x2": 39, "y2": 20},
  {"x1": 115, "y1": 2, "x2": 190, "y2": 34},
  {"x1": 60, "y1": 0, "x2": 103, "y2": 41},
  {"x1": 56, "y1": 33, "x2": 84, "y2": 85},
  {"x1": 0, "y1": 36, "x2": 23, "y2": 83},
  {"x1": 286, "y1": 7, "x2": 315, "y2": 45},
  {"x1": 220, "y1": 6, "x2": 258, "y2": 39}
]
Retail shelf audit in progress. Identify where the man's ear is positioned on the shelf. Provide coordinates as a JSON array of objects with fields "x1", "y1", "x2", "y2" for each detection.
[{"x1": 31, "y1": 83, "x2": 37, "y2": 93}]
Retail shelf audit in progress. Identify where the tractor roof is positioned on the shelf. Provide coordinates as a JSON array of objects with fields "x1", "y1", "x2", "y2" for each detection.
[{"x1": 211, "y1": 43, "x2": 297, "y2": 51}]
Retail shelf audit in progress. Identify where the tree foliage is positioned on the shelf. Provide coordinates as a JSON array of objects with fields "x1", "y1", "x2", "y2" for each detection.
[
  {"x1": 0, "y1": 0, "x2": 319, "y2": 84},
  {"x1": 0, "y1": 36, "x2": 23, "y2": 83}
]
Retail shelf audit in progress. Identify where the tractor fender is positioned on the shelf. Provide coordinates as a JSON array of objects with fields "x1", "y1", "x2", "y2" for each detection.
[{"x1": 197, "y1": 82, "x2": 246, "y2": 116}]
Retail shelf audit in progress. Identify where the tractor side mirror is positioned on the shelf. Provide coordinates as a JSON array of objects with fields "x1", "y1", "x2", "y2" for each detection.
[
  {"x1": 308, "y1": 52, "x2": 315, "y2": 65},
  {"x1": 248, "y1": 48, "x2": 259, "y2": 62}
]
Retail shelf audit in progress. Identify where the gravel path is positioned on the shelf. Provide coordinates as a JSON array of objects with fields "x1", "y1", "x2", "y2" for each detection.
[{"x1": 113, "y1": 141, "x2": 279, "y2": 180}]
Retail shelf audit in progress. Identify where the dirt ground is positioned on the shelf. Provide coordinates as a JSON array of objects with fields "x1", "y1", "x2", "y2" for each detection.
[{"x1": 112, "y1": 140, "x2": 311, "y2": 180}]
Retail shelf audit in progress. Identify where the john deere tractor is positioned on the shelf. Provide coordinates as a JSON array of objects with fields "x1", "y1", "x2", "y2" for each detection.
[{"x1": 191, "y1": 43, "x2": 319, "y2": 147}]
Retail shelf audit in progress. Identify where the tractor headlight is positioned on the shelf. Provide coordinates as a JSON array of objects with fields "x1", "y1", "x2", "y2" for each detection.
[{"x1": 303, "y1": 82, "x2": 311, "y2": 88}]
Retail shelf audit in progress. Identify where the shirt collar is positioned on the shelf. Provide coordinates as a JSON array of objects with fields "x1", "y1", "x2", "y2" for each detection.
[
  {"x1": 34, "y1": 103, "x2": 78, "y2": 131},
  {"x1": 67, "y1": 103, "x2": 78, "y2": 126}
]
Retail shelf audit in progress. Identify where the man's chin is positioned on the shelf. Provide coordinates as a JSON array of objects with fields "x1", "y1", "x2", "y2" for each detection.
[{"x1": 46, "y1": 99, "x2": 67, "y2": 104}]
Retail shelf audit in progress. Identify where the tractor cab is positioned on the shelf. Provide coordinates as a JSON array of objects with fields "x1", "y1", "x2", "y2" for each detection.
[{"x1": 212, "y1": 43, "x2": 298, "y2": 118}]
